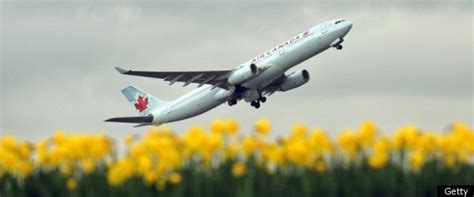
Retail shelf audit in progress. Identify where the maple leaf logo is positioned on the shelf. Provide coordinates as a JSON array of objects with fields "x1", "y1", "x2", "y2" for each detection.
[{"x1": 134, "y1": 95, "x2": 148, "y2": 112}]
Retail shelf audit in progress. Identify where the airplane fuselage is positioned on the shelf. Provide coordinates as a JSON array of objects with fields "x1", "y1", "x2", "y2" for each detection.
[{"x1": 151, "y1": 19, "x2": 353, "y2": 124}]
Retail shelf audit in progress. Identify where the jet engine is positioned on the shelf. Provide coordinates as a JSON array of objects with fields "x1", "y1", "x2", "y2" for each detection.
[
  {"x1": 228, "y1": 64, "x2": 259, "y2": 85},
  {"x1": 279, "y1": 70, "x2": 310, "y2": 92}
]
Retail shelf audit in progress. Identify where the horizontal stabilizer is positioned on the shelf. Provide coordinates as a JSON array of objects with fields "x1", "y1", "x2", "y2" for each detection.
[{"x1": 105, "y1": 115, "x2": 153, "y2": 123}]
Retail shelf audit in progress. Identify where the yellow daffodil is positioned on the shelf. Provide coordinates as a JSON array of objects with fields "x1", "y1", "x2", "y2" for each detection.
[
  {"x1": 393, "y1": 125, "x2": 418, "y2": 150},
  {"x1": 255, "y1": 118, "x2": 271, "y2": 135},
  {"x1": 291, "y1": 124, "x2": 308, "y2": 138},
  {"x1": 107, "y1": 158, "x2": 134, "y2": 185},
  {"x1": 313, "y1": 160, "x2": 327, "y2": 172},
  {"x1": 242, "y1": 136, "x2": 260, "y2": 157},
  {"x1": 124, "y1": 134, "x2": 136, "y2": 146},
  {"x1": 368, "y1": 153, "x2": 388, "y2": 169},
  {"x1": 285, "y1": 138, "x2": 311, "y2": 166},
  {"x1": 358, "y1": 121, "x2": 377, "y2": 147},
  {"x1": 232, "y1": 162, "x2": 247, "y2": 177},
  {"x1": 211, "y1": 119, "x2": 226, "y2": 134},
  {"x1": 0, "y1": 135, "x2": 34, "y2": 179},
  {"x1": 409, "y1": 150, "x2": 425, "y2": 171},
  {"x1": 66, "y1": 178, "x2": 77, "y2": 190},
  {"x1": 337, "y1": 129, "x2": 359, "y2": 162},
  {"x1": 169, "y1": 172, "x2": 182, "y2": 184},
  {"x1": 81, "y1": 159, "x2": 95, "y2": 174},
  {"x1": 224, "y1": 119, "x2": 239, "y2": 135},
  {"x1": 310, "y1": 128, "x2": 334, "y2": 155}
]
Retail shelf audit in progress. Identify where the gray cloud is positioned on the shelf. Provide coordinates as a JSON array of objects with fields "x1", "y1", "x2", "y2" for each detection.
[{"x1": 1, "y1": 1, "x2": 472, "y2": 141}]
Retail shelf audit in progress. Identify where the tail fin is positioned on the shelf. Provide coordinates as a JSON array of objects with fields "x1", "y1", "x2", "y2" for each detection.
[{"x1": 121, "y1": 85, "x2": 168, "y2": 115}]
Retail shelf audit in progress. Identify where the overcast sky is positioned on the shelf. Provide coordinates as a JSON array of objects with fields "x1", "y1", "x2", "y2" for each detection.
[{"x1": 1, "y1": 1, "x2": 472, "y2": 141}]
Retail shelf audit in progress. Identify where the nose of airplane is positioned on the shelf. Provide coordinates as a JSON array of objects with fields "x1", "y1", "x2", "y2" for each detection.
[{"x1": 344, "y1": 21, "x2": 353, "y2": 33}]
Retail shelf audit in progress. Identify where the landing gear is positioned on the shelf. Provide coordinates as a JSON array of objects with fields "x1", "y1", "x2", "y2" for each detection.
[
  {"x1": 228, "y1": 85, "x2": 246, "y2": 107},
  {"x1": 227, "y1": 99, "x2": 237, "y2": 106},
  {"x1": 250, "y1": 100, "x2": 260, "y2": 109},
  {"x1": 250, "y1": 95, "x2": 266, "y2": 109},
  {"x1": 331, "y1": 38, "x2": 344, "y2": 50}
]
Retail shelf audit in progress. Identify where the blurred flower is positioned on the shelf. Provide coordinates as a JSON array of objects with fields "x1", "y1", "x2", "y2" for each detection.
[
  {"x1": 224, "y1": 119, "x2": 239, "y2": 135},
  {"x1": 169, "y1": 172, "x2": 182, "y2": 184},
  {"x1": 368, "y1": 153, "x2": 388, "y2": 169},
  {"x1": 211, "y1": 119, "x2": 226, "y2": 134},
  {"x1": 242, "y1": 137, "x2": 259, "y2": 157},
  {"x1": 143, "y1": 171, "x2": 157, "y2": 185},
  {"x1": 368, "y1": 138, "x2": 390, "y2": 169},
  {"x1": 451, "y1": 122, "x2": 472, "y2": 135},
  {"x1": 310, "y1": 128, "x2": 334, "y2": 155},
  {"x1": 285, "y1": 137, "x2": 311, "y2": 166},
  {"x1": 373, "y1": 137, "x2": 391, "y2": 154},
  {"x1": 443, "y1": 156, "x2": 456, "y2": 169},
  {"x1": 107, "y1": 158, "x2": 134, "y2": 185},
  {"x1": 313, "y1": 160, "x2": 327, "y2": 172},
  {"x1": 414, "y1": 132, "x2": 438, "y2": 154},
  {"x1": 393, "y1": 125, "x2": 418, "y2": 150},
  {"x1": 67, "y1": 178, "x2": 77, "y2": 190},
  {"x1": 0, "y1": 135, "x2": 34, "y2": 179},
  {"x1": 232, "y1": 162, "x2": 247, "y2": 177},
  {"x1": 124, "y1": 134, "x2": 136, "y2": 146},
  {"x1": 82, "y1": 159, "x2": 95, "y2": 174},
  {"x1": 35, "y1": 131, "x2": 113, "y2": 178},
  {"x1": 358, "y1": 121, "x2": 377, "y2": 147},
  {"x1": 264, "y1": 143, "x2": 285, "y2": 166},
  {"x1": 409, "y1": 150, "x2": 425, "y2": 170},
  {"x1": 225, "y1": 144, "x2": 238, "y2": 160},
  {"x1": 291, "y1": 124, "x2": 308, "y2": 138},
  {"x1": 255, "y1": 118, "x2": 271, "y2": 136},
  {"x1": 337, "y1": 129, "x2": 359, "y2": 162},
  {"x1": 60, "y1": 164, "x2": 72, "y2": 176}
]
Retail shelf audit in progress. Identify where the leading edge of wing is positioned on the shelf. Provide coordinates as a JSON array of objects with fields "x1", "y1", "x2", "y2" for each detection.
[
  {"x1": 115, "y1": 67, "x2": 232, "y2": 77},
  {"x1": 114, "y1": 67, "x2": 233, "y2": 89}
]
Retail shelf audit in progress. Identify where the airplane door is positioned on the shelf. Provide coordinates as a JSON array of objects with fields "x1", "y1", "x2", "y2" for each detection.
[{"x1": 321, "y1": 23, "x2": 328, "y2": 34}]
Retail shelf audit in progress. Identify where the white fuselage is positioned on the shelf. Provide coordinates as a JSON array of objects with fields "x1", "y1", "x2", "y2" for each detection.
[{"x1": 151, "y1": 19, "x2": 353, "y2": 124}]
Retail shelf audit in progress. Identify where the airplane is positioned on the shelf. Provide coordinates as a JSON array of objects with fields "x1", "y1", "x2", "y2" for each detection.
[{"x1": 106, "y1": 19, "x2": 353, "y2": 127}]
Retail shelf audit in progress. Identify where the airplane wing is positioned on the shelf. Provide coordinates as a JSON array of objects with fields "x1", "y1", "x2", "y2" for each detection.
[
  {"x1": 260, "y1": 74, "x2": 286, "y2": 96},
  {"x1": 261, "y1": 86, "x2": 278, "y2": 96},
  {"x1": 115, "y1": 67, "x2": 232, "y2": 89}
]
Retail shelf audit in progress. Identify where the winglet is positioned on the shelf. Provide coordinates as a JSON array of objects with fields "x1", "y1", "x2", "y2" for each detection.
[{"x1": 115, "y1": 67, "x2": 129, "y2": 74}]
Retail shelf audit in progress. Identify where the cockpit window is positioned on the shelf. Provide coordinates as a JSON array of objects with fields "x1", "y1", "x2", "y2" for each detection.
[{"x1": 335, "y1": 20, "x2": 345, "y2": 24}]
